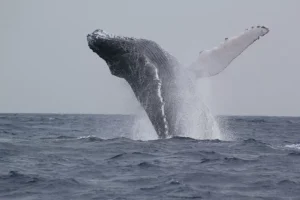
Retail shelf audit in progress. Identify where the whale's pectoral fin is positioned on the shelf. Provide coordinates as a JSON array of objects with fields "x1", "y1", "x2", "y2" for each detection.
[{"x1": 188, "y1": 26, "x2": 269, "y2": 78}]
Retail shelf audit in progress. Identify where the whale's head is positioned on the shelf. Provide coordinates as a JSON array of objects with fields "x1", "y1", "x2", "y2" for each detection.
[{"x1": 87, "y1": 29, "x2": 136, "y2": 78}]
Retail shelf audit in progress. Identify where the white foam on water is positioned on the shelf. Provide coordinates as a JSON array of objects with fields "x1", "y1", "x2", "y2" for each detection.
[
  {"x1": 77, "y1": 135, "x2": 96, "y2": 139},
  {"x1": 285, "y1": 144, "x2": 300, "y2": 150}
]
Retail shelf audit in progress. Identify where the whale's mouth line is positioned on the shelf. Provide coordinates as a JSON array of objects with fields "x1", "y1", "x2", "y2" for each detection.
[
  {"x1": 87, "y1": 33, "x2": 128, "y2": 64},
  {"x1": 87, "y1": 35, "x2": 99, "y2": 52},
  {"x1": 86, "y1": 29, "x2": 115, "y2": 52}
]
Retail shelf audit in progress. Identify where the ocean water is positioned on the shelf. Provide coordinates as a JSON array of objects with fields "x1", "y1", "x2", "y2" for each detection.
[{"x1": 0, "y1": 114, "x2": 299, "y2": 200}]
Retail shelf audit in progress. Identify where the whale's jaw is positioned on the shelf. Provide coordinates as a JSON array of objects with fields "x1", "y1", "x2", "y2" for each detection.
[{"x1": 87, "y1": 30, "x2": 136, "y2": 78}]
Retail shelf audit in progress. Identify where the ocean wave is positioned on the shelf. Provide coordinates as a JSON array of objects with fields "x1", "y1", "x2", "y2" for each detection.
[
  {"x1": 109, "y1": 153, "x2": 126, "y2": 160},
  {"x1": 137, "y1": 161, "x2": 156, "y2": 168},
  {"x1": 243, "y1": 138, "x2": 261, "y2": 143},
  {"x1": 56, "y1": 135, "x2": 76, "y2": 139},
  {"x1": 43, "y1": 135, "x2": 124, "y2": 142},
  {"x1": 166, "y1": 179, "x2": 181, "y2": 185},
  {"x1": 224, "y1": 157, "x2": 256, "y2": 164},
  {"x1": 171, "y1": 149, "x2": 220, "y2": 157},
  {"x1": 288, "y1": 152, "x2": 300, "y2": 156},
  {"x1": 242, "y1": 138, "x2": 269, "y2": 146},
  {"x1": 76, "y1": 135, "x2": 104, "y2": 142},
  {"x1": 200, "y1": 158, "x2": 219, "y2": 164},
  {"x1": 277, "y1": 179, "x2": 299, "y2": 186},
  {"x1": 285, "y1": 144, "x2": 300, "y2": 150},
  {"x1": 140, "y1": 185, "x2": 160, "y2": 191},
  {"x1": 240, "y1": 139, "x2": 277, "y2": 152},
  {"x1": 169, "y1": 136, "x2": 198, "y2": 141},
  {"x1": 0, "y1": 171, "x2": 81, "y2": 191},
  {"x1": 201, "y1": 139, "x2": 223, "y2": 143},
  {"x1": 108, "y1": 152, "x2": 155, "y2": 160},
  {"x1": 249, "y1": 118, "x2": 267, "y2": 123},
  {"x1": 0, "y1": 171, "x2": 42, "y2": 185},
  {"x1": 77, "y1": 135, "x2": 96, "y2": 139},
  {"x1": 43, "y1": 135, "x2": 77, "y2": 140},
  {"x1": 167, "y1": 185, "x2": 203, "y2": 199},
  {"x1": 286, "y1": 119, "x2": 300, "y2": 124}
]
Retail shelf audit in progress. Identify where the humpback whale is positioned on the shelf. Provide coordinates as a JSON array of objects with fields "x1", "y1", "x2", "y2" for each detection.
[{"x1": 87, "y1": 26, "x2": 269, "y2": 139}]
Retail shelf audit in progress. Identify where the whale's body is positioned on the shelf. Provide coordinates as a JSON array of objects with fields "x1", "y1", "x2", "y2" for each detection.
[{"x1": 87, "y1": 26, "x2": 269, "y2": 139}]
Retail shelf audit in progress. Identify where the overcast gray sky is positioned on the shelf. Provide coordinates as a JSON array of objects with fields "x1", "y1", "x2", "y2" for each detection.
[{"x1": 0, "y1": 0, "x2": 299, "y2": 116}]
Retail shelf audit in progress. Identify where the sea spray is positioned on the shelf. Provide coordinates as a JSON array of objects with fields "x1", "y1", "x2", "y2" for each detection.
[
  {"x1": 131, "y1": 109, "x2": 159, "y2": 141},
  {"x1": 170, "y1": 69, "x2": 229, "y2": 140},
  {"x1": 130, "y1": 66, "x2": 230, "y2": 141},
  {"x1": 196, "y1": 78, "x2": 234, "y2": 141}
]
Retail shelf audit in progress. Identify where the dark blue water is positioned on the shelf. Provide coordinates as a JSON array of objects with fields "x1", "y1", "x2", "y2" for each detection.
[{"x1": 0, "y1": 114, "x2": 300, "y2": 200}]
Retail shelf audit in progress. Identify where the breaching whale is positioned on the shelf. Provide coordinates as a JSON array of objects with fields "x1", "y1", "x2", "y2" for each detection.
[{"x1": 87, "y1": 26, "x2": 269, "y2": 139}]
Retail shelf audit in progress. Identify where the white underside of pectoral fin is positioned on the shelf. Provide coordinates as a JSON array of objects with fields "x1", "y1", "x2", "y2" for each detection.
[{"x1": 188, "y1": 26, "x2": 270, "y2": 78}]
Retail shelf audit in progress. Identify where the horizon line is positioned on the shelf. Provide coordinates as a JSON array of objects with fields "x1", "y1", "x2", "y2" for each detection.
[{"x1": 0, "y1": 112, "x2": 299, "y2": 118}]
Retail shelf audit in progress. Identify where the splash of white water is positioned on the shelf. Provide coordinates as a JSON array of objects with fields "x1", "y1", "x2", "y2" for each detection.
[
  {"x1": 130, "y1": 73, "x2": 232, "y2": 141},
  {"x1": 196, "y1": 78, "x2": 234, "y2": 141},
  {"x1": 285, "y1": 144, "x2": 300, "y2": 150},
  {"x1": 131, "y1": 109, "x2": 159, "y2": 141},
  {"x1": 171, "y1": 69, "x2": 232, "y2": 141},
  {"x1": 129, "y1": 68, "x2": 232, "y2": 141},
  {"x1": 124, "y1": 57, "x2": 231, "y2": 141}
]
